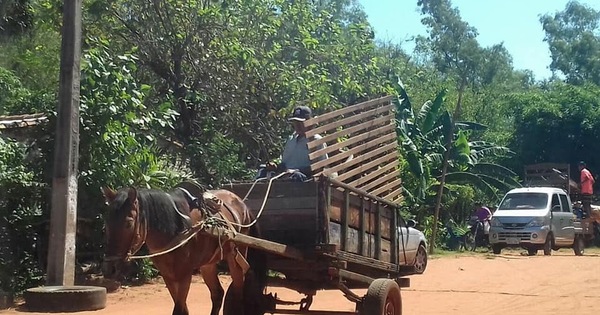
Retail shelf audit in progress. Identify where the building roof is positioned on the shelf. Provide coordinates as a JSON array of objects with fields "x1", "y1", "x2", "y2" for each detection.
[{"x1": 0, "y1": 113, "x2": 48, "y2": 130}]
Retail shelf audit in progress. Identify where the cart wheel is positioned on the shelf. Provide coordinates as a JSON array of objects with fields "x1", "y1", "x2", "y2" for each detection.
[
  {"x1": 574, "y1": 235, "x2": 585, "y2": 256},
  {"x1": 360, "y1": 279, "x2": 401, "y2": 315}
]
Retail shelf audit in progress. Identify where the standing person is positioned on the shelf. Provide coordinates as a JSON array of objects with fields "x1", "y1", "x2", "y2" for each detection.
[
  {"x1": 257, "y1": 106, "x2": 328, "y2": 182},
  {"x1": 579, "y1": 161, "x2": 595, "y2": 217}
]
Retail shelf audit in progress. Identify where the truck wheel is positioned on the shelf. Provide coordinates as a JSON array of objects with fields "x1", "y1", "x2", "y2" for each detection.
[
  {"x1": 574, "y1": 235, "x2": 585, "y2": 256},
  {"x1": 360, "y1": 279, "x2": 402, "y2": 315},
  {"x1": 492, "y1": 245, "x2": 502, "y2": 254},
  {"x1": 527, "y1": 248, "x2": 537, "y2": 256},
  {"x1": 543, "y1": 235, "x2": 553, "y2": 256},
  {"x1": 24, "y1": 286, "x2": 106, "y2": 312}
]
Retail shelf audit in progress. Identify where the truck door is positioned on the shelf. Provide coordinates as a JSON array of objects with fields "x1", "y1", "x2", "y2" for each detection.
[
  {"x1": 550, "y1": 193, "x2": 566, "y2": 244},
  {"x1": 559, "y1": 193, "x2": 575, "y2": 245},
  {"x1": 551, "y1": 193, "x2": 573, "y2": 245}
]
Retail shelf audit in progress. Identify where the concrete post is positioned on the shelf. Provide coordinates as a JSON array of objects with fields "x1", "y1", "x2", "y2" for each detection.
[{"x1": 46, "y1": 0, "x2": 82, "y2": 286}]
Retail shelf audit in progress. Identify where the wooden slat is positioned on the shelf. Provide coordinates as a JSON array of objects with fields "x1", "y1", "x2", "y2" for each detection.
[
  {"x1": 348, "y1": 162, "x2": 397, "y2": 188},
  {"x1": 305, "y1": 104, "x2": 394, "y2": 138},
  {"x1": 308, "y1": 122, "x2": 395, "y2": 161},
  {"x1": 313, "y1": 141, "x2": 398, "y2": 180},
  {"x1": 307, "y1": 114, "x2": 393, "y2": 150},
  {"x1": 202, "y1": 228, "x2": 305, "y2": 260},
  {"x1": 384, "y1": 186, "x2": 404, "y2": 203},
  {"x1": 334, "y1": 151, "x2": 398, "y2": 183},
  {"x1": 311, "y1": 134, "x2": 397, "y2": 172},
  {"x1": 357, "y1": 169, "x2": 400, "y2": 193},
  {"x1": 375, "y1": 203, "x2": 382, "y2": 260},
  {"x1": 370, "y1": 180, "x2": 402, "y2": 197},
  {"x1": 341, "y1": 190, "x2": 350, "y2": 251},
  {"x1": 359, "y1": 198, "x2": 366, "y2": 256},
  {"x1": 303, "y1": 96, "x2": 394, "y2": 128}
]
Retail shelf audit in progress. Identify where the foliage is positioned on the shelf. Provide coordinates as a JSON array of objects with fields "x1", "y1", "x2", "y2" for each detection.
[
  {"x1": 0, "y1": 137, "x2": 45, "y2": 294},
  {"x1": 506, "y1": 82, "x2": 600, "y2": 174},
  {"x1": 541, "y1": 1, "x2": 600, "y2": 85}
]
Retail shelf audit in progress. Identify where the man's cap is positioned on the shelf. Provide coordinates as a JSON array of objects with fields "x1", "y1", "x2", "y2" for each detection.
[{"x1": 288, "y1": 106, "x2": 312, "y2": 122}]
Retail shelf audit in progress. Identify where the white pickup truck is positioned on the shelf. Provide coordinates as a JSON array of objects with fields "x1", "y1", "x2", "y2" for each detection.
[{"x1": 489, "y1": 187, "x2": 585, "y2": 256}]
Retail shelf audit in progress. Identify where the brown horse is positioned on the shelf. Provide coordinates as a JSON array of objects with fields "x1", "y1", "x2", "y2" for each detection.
[{"x1": 101, "y1": 184, "x2": 266, "y2": 315}]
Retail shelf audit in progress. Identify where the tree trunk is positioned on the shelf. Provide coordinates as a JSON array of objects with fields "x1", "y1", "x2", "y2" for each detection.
[{"x1": 428, "y1": 79, "x2": 466, "y2": 254}]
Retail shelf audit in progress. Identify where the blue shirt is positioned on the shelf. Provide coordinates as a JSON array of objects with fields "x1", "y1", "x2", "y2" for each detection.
[{"x1": 281, "y1": 133, "x2": 328, "y2": 171}]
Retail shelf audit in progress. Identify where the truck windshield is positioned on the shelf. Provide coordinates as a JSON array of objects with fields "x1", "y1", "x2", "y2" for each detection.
[{"x1": 498, "y1": 193, "x2": 548, "y2": 210}]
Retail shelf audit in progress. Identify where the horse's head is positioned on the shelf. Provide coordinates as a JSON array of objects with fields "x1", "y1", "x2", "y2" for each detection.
[{"x1": 101, "y1": 186, "x2": 145, "y2": 279}]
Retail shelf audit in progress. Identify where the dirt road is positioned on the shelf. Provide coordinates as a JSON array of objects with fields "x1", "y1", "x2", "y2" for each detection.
[{"x1": 7, "y1": 249, "x2": 600, "y2": 315}]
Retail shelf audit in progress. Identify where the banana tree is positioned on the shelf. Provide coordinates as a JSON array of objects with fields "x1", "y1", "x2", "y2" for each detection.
[{"x1": 395, "y1": 83, "x2": 521, "y2": 250}]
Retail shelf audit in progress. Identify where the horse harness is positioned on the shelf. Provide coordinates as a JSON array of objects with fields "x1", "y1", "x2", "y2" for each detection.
[{"x1": 110, "y1": 188, "x2": 250, "y2": 273}]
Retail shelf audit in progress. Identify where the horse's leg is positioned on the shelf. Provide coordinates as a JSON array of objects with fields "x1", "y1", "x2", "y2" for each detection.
[
  {"x1": 174, "y1": 273, "x2": 192, "y2": 315},
  {"x1": 223, "y1": 250, "x2": 246, "y2": 315},
  {"x1": 200, "y1": 264, "x2": 224, "y2": 315},
  {"x1": 162, "y1": 277, "x2": 180, "y2": 315}
]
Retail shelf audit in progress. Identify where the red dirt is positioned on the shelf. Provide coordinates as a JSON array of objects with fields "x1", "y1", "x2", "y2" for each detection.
[{"x1": 6, "y1": 249, "x2": 600, "y2": 315}]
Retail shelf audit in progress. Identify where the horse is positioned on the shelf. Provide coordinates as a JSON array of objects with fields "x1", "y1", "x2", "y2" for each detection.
[{"x1": 101, "y1": 184, "x2": 267, "y2": 315}]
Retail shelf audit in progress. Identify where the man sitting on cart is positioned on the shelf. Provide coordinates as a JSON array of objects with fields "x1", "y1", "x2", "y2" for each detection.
[{"x1": 257, "y1": 106, "x2": 328, "y2": 182}]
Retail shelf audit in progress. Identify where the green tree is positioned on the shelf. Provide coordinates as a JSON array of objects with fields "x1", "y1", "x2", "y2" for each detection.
[{"x1": 541, "y1": 1, "x2": 600, "y2": 85}]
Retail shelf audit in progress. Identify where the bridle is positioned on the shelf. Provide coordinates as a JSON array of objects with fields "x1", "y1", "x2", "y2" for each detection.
[{"x1": 104, "y1": 196, "x2": 148, "y2": 263}]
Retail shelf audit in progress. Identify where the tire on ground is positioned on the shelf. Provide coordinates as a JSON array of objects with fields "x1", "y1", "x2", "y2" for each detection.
[{"x1": 24, "y1": 286, "x2": 107, "y2": 312}]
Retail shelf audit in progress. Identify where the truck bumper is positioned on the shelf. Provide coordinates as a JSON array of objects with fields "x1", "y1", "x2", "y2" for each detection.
[{"x1": 489, "y1": 226, "x2": 550, "y2": 247}]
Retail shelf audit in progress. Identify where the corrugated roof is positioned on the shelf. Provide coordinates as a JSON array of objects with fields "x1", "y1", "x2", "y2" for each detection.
[{"x1": 0, "y1": 113, "x2": 48, "y2": 130}]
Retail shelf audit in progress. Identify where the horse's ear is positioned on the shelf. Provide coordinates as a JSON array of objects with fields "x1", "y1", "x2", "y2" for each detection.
[
  {"x1": 101, "y1": 187, "x2": 117, "y2": 204},
  {"x1": 128, "y1": 187, "x2": 138, "y2": 202}
]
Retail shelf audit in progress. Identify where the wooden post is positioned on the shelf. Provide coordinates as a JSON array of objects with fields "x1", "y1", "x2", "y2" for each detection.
[{"x1": 46, "y1": 0, "x2": 82, "y2": 286}]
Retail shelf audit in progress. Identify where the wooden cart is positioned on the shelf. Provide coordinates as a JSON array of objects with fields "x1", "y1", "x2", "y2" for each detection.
[{"x1": 220, "y1": 96, "x2": 412, "y2": 314}]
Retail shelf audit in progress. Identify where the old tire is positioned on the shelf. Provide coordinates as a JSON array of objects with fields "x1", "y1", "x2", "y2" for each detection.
[
  {"x1": 492, "y1": 245, "x2": 502, "y2": 255},
  {"x1": 413, "y1": 244, "x2": 428, "y2": 274},
  {"x1": 24, "y1": 286, "x2": 106, "y2": 312},
  {"x1": 361, "y1": 279, "x2": 402, "y2": 315},
  {"x1": 527, "y1": 247, "x2": 537, "y2": 256},
  {"x1": 543, "y1": 235, "x2": 553, "y2": 256},
  {"x1": 574, "y1": 235, "x2": 585, "y2": 256}
]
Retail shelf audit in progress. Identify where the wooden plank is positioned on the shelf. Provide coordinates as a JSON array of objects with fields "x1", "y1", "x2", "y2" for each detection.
[
  {"x1": 348, "y1": 162, "x2": 397, "y2": 188},
  {"x1": 307, "y1": 114, "x2": 393, "y2": 150},
  {"x1": 311, "y1": 135, "x2": 396, "y2": 172},
  {"x1": 326, "y1": 250, "x2": 399, "y2": 272},
  {"x1": 391, "y1": 208, "x2": 398, "y2": 265},
  {"x1": 341, "y1": 190, "x2": 349, "y2": 251},
  {"x1": 333, "y1": 151, "x2": 398, "y2": 183},
  {"x1": 308, "y1": 122, "x2": 395, "y2": 161},
  {"x1": 243, "y1": 197, "x2": 317, "y2": 211},
  {"x1": 328, "y1": 202, "x2": 392, "y2": 239},
  {"x1": 327, "y1": 177, "x2": 401, "y2": 210},
  {"x1": 359, "y1": 198, "x2": 366, "y2": 256},
  {"x1": 370, "y1": 180, "x2": 402, "y2": 197},
  {"x1": 224, "y1": 182, "x2": 318, "y2": 200},
  {"x1": 375, "y1": 203, "x2": 382, "y2": 260},
  {"x1": 305, "y1": 103, "x2": 394, "y2": 138},
  {"x1": 202, "y1": 228, "x2": 305, "y2": 260},
  {"x1": 356, "y1": 169, "x2": 400, "y2": 193},
  {"x1": 384, "y1": 187, "x2": 404, "y2": 203},
  {"x1": 303, "y1": 95, "x2": 394, "y2": 128}
]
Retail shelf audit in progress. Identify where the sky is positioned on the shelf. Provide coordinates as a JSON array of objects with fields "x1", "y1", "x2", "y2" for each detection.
[{"x1": 359, "y1": 0, "x2": 600, "y2": 80}]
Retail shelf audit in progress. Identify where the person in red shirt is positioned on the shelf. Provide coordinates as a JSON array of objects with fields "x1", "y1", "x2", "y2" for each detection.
[{"x1": 579, "y1": 161, "x2": 595, "y2": 217}]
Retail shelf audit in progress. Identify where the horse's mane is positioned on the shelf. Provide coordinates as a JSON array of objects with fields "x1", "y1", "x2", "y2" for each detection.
[{"x1": 113, "y1": 188, "x2": 191, "y2": 237}]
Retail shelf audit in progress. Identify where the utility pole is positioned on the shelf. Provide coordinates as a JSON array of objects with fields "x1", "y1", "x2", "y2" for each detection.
[{"x1": 46, "y1": 0, "x2": 82, "y2": 286}]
